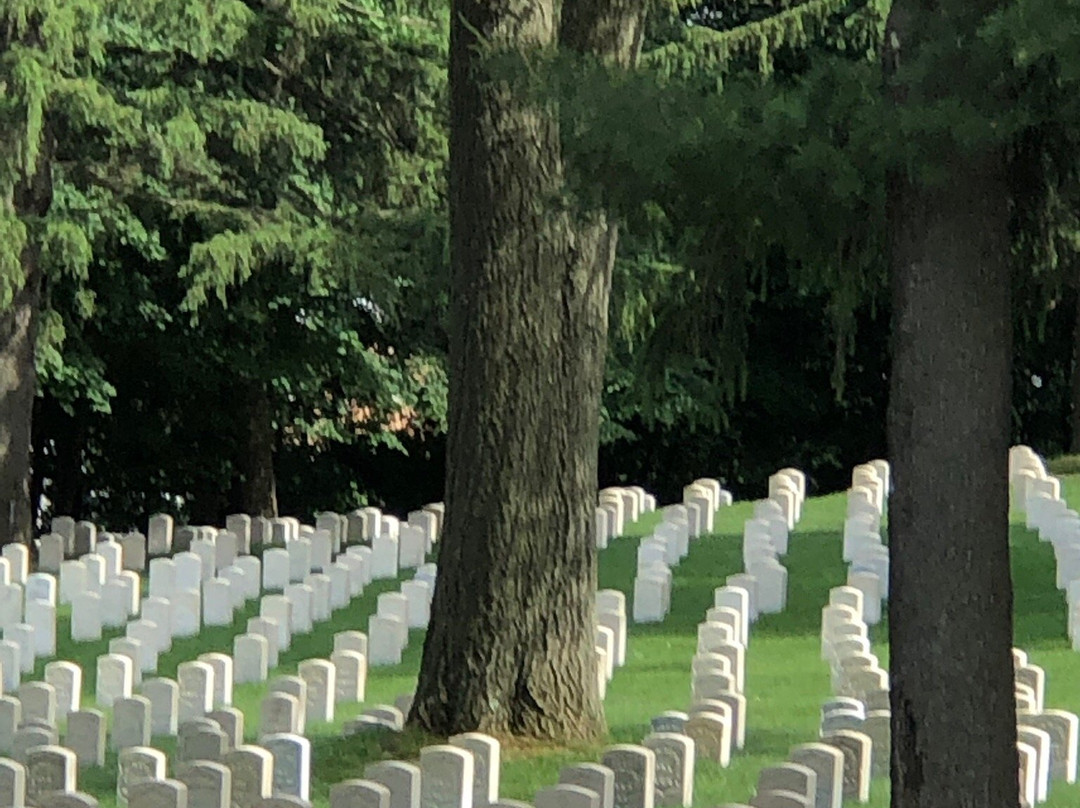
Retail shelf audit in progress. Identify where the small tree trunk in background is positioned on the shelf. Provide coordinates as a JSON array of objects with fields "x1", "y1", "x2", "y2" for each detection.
[
  {"x1": 1069, "y1": 283, "x2": 1080, "y2": 453},
  {"x1": 408, "y1": 0, "x2": 644, "y2": 740},
  {"x1": 885, "y1": 2, "x2": 1018, "y2": 802},
  {"x1": 37, "y1": 397, "x2": 87, "y2": 520},
  {"x1": 238, "y1": 381, "x2": 278, "y2": 518},
  {"x1": 28, "y1": 397, "x2": 44, "y2": 528},
  {"x1": 0, "y1": 124, "x2": 51, "y2": 546},
  {"x1": 0, "y1": 256, "x2": 43, "y2": 546}
]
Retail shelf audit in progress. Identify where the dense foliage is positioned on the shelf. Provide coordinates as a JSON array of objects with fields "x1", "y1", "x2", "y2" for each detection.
[
  {"x1": 14, "y1": 0, "x2": 450, "y2": 526},
  {"x1": 6, "y1": 0, "x2": 1080, "y2": 527}
]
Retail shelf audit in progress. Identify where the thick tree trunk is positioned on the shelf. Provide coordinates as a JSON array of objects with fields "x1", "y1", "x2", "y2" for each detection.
[
  {"x1": 408, "y1": 0, "x2": 643, "y2": 740},
  {"x1": 238, "y1": 381, "x2": 278, "y2": 518},
  {"x1": 1069, "y1": 284, "x2": 1080, "y2": 453},
  {"x1": 885, "y1": 3, "x2": 1018, "y2": 803}
]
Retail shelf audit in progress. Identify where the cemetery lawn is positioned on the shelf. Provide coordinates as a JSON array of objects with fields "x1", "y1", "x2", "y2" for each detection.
[{"x1": 48, "y1": 478, "x2": 1080, "y2": 806}]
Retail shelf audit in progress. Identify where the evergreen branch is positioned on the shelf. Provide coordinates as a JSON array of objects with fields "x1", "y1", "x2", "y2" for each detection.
[{"x1": 644, "y1": 0, "x2": 871, "y2": 75}]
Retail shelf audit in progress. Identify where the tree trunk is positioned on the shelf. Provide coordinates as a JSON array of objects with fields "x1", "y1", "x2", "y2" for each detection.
[
  {"x1": 0, "y1": 125, "x2": 52, "y2": 546},
  {"x1": 408, "y1": 0, "x2": 644, "y2": 740},
  {"x1": 0, "y1": 254, "x2": 43, "y2": 546},
  {"x1": 885, "y1": 3, "x2": 1018, "y2": 804},
  {"x1": 1069, "y1": 283, "x2": 1080, "y2": 453},
  {"x1": 238, "y1": 381, "x2": 278, "y2": 518},
  {"x1": 29, "y1": 396, "x2": 44, "y2": 529},
  {"x1": 39, "y1": 398, "x2": 87, "y2": 520}
]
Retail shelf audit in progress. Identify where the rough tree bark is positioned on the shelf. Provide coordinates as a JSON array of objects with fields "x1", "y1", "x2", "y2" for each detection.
[
  {"x1": 0, "y1": 128, "x2": 52, "y2": 546},
  {"x1": 237, "y1": 381, "x2": 278, "y2": 518},
  {"x1": 407, "y1": 0, "x2": 644, "y2": 739},
  {"x1": 885, "y1": 2, "x2": 1019, "y2": 805}
]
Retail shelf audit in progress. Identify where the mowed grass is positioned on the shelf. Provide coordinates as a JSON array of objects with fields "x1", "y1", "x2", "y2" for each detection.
[{"x1": 38, "y1": 476, "x2": 1080, "y2": 806}]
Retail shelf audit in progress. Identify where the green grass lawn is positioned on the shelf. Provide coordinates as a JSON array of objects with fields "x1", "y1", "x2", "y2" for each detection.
[{"x1": 38, "y1": 475, "x2": 1080, "y2": 806}]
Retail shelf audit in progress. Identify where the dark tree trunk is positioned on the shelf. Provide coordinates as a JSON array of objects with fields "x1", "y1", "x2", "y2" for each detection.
[
  {"x1": 408, "y1": 0, "x2": 644, "y2": 740},
  {"x1": 40, "y1": 399, "x2": 87, "y2": 520},
  {"x1": 0, "y1": 256, "x2": 43, "y2": 546},
  {"x1": 29, "y1": 397, "x2": 44, "y2": 529},
  {"x1": 1069, "y1": 284, "x2": 1080, "y2": 453},
  {"x1": 0, "y1": 122, "x2": 51, "y2": 546},
  {"x1": 885, "y1": 3, "x2": 1018, "y2": 805},
  {"x1": 237, "y1": 381, "x2": 278, "y2": 518},
  {"x1": 186, "y1": 475, "x2": 227, "y2": 525}
]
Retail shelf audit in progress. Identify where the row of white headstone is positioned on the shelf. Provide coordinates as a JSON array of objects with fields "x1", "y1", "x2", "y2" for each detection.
[
  {"x1": 629, "y1": 479, "x2": 734, "y2": 624},
  {"x1": 710, "y1": 465, "x2": 862, "y2": 808},
  {"x1": 821, "y1": 579, "x2": 891, "y2": 794},
  {"x1": 817, "y1": 460, "x2": 892, "y2": 808},
  {"x1": 6, "y1": 463, "x2": 884, "y2": 808},
  {"x1": 740, "y1": 468, "x2": 809, "y2": 617},
  {"x1": 730, "y1": 467, "x2": 811, "y2": 642},
  {"x1": 622, "y1": 466, "x2": 807, "y2": 808},
  {"x1": 699, "y1": 461, "x2": 881, "y2": 808},
  {"x1": 340, "y1": 480, "x2": 741, "y2": 808},
  {"x1": 647, "y1": 464, "x2": 866, "y2": 808},
  {"x1": 641, "y1": 579, "x2": 756, "y2": 790},
  {"x1": 1011, "y1": 446, "x2": 1080, "y2": 652},
  {"x1": 0, "y1": 529, "x2": 411, "y2": 700},
  {"x1": 38, "y1": 504, "x2": 446, "y2": 573},
  {"x1": 1003, "y1": 445, "x2": 1080, "y2": 806},
  {"x1": 0, "y1": 480, "x2": 669, "y2": 807},
  {"x1": 0, "y1": 729, "x2": 319, "y2": 806},
  {"x1": 0, "y1": 498, "x2": 454, "y2": 807},
  {"x1": 327, "y1": 475, "x2": 738, "y2": 808},
  {"x1": 841, "y1": 462, "x2": 890, "y2": 626},
  {"x1": 827, "y1": 586, "x2": 1080, "y2": 808},
  {"x1": 828, "y1": 452, "x2": 1080, "y2": 808},
  {"x1": 8, "y1": 469, "x2": 856, "y2": 808},
  {"x1": 814, "y1": 578, "x2": 885, "y2": 808}
]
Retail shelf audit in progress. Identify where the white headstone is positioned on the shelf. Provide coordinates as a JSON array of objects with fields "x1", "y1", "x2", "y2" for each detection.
[
  {"x1": 44, "y1": 661, "x2": 81, "y2": 720},
  {"x1": 298, "y1": 659, "x2": 335, "y2": 724},
  {"x1": 260, "y1": 597, "x2": 292, "y2": 653},
  {"x1": 204, "y1": 578, "x2": 234, "y2": 627},
  {"x1": 371, "y1": 536, "x2": 399, "y2": 580},
  {"x1": 602, "y1": 746, "x2": 656, "y2": 808},
  {"x1": 96, "y1": 654, "x2": 134, "y2": 708},
  {"x1": 24, "y1": 598, "x2": 54, "y2": 657},
  {"x1": 287, "y1": 539, "x2": 313, "y2": 583},
  {"x1": 263, "y1": 732, "x2": 312, "y2": 801},
  {"x1": 284, "y1": 584, "x2": 314, "y2": 634},
  {"x1": 140, "y1": 598, "x2": 172, "y2": 652},
  {"x1": 450, "y1": 733, "x2": 500, "y2": 806},
  {"x1": 368, "y1": 615, "x2": 405, "y2": 666},
  {"x1": 141, "y1": 677, "x2": 179, "y2": 737},
  {"x1": 263, "y1": 549, "x2": 291, "y2": 591},
  {"x1": 197, "y1": 653, "x2": 234, "y2": 708},
  {"x1": 177, "y1": 660, "x2": 215, "y2": 723},
  {"x1": 332, "y1": 650, "x2": 367, "y2": 704},
  {"x1": 420, "y1": 745, "x2": 474, "y2": 808},
  {"x1": 234, "y1": 634, "x2": 270, "y2": 684},
  {"x1": 1, "y1": 545, "x2": 27, "y2": 585}
]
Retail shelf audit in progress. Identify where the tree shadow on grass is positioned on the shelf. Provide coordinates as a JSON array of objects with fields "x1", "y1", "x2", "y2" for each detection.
[
  {"x1": 656, "y1": 528, "x2": 851, "y2": 640},
  {"x1": 1010, "y1": 521, "x2": 1070, "y2": 651}
]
